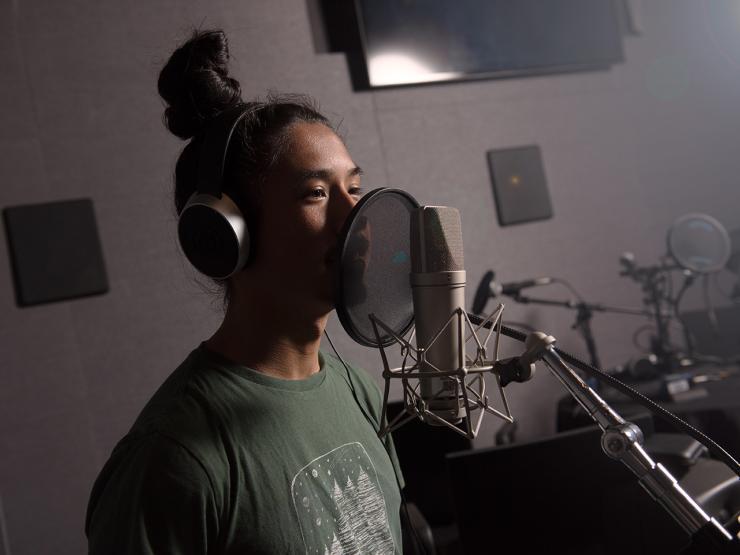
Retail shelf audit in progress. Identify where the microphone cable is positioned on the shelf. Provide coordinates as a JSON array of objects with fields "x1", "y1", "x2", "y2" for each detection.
[
  {"x1": 323, "y1": 330, "x2": 430, "y2": 555},
  {"x1": 466, "y1": 312, "x2": 740, "y2": 478},
  {"x1": 550, "y1": 276, "x2": 585, "y2": 302}
]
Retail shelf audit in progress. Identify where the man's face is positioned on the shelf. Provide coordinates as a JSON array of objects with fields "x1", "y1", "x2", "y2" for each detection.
[{"x1": 246, "y1": 121, "x2": 363, "y2": 314}]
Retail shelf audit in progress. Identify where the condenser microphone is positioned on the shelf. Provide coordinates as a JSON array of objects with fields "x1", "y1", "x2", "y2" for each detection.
[
  {"x1": 495, "y1": 277, "x2": 553, "y2": 296},
  {"x1": 335, "y1": 190, "x2": 519, "y2": 439},
  {"x1": 410, "y1": 206, "x2": 466, "y2": 424}
]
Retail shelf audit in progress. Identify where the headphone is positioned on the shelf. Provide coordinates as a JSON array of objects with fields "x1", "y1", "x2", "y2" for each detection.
[{"x1": 177, "y1": 103, "x2": 253, "y2": 279}]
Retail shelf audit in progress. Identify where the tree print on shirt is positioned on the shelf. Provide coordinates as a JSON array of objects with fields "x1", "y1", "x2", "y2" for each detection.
[{"x1": 291, "y1": 442, "x2": 396, "y2": 554}]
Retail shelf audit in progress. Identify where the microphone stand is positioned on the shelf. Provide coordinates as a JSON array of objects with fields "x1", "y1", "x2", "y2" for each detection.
[
  {"x1": 516, "y1": 330, "x2": 738, "y2": 553},
  {"x1": 366, "y1": 299, "x2": 738, "y2": 550},
  {"x1": 619, "y1": 257, "x2": 686, "y2": 373},
  {"x1": 511, "y1": 293, "x2": 651, "y2": 371}
]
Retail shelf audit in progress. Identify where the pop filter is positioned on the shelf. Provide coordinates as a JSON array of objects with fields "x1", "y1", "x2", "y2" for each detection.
[
  {"x1": 335, "y1": 188, "x2": 420, "y2": 347},
  {"x1": 724, "y1": 227, "x2": 740, "y2": 275},
  {"x1": 667, "y1": 213, "x2": 731, "y2": 273}
]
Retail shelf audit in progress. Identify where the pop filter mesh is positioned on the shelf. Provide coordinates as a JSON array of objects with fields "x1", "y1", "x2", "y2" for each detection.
[{"x1": 336, "y1": 188, "x2": 419, "y2": 347}]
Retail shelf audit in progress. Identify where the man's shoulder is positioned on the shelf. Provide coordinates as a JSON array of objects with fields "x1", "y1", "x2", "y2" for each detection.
[{"x1": 128, "y1": 345, "x2": 251, "y2": 455}]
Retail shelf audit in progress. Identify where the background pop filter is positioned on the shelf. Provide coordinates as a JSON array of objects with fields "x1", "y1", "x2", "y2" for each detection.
[
  {"x1": 335, "y1": 188, "x2": 420, "y2": 347},
  {"x1": 667, "y1": 213, "x2": 731, "y2": 273}
]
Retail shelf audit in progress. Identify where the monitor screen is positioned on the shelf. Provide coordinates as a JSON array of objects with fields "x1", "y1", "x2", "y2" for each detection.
[{"x1": 355, "y1": 0, "x2": 625, "y2": 87}]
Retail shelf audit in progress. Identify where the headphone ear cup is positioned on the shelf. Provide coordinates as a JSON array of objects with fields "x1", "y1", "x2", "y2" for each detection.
[{"x1": 178, "y1": 192, "x2": 250, "y2": 279}]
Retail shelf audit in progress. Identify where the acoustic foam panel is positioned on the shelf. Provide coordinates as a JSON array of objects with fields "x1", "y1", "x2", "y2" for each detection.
[{"x1": 3, "y1": 198, "x2": 108, "y2": 306}]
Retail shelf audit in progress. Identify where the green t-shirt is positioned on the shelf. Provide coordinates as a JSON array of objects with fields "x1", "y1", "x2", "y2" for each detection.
[{"x1": 86, "y1": 345, "x2": 404, "y2": 554}]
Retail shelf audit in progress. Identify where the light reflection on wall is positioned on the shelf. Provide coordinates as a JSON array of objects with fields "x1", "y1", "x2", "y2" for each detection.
[
  {"x1": 702, "y1": 2, "x2": 740, "y2": 70},
  {"x1": 368, "y1": 51, "x2": 462, "y2": 87}
]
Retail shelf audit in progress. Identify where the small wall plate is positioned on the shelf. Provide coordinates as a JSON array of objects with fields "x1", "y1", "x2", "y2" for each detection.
[{"x1": 486, "y1": 145, "x2": 553, "y2": 226}]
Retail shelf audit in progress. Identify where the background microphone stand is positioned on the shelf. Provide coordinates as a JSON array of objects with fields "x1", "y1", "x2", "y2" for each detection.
[
  {"x1": 509, "y1": 291, "x2": 650, "y2": 372},
  {"x1": 619, "y1": 255, "x2": 685, "y2": 373}
]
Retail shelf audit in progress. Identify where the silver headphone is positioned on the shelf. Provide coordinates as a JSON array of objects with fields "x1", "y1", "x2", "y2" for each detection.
[{"x1": 177, "y1": 104, "x2": 253, "y2": 279}]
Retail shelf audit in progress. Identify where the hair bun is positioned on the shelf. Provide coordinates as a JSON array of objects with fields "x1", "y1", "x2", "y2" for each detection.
[{"x1": 158, "y1": 29, "x2": 242, "y2": 140}]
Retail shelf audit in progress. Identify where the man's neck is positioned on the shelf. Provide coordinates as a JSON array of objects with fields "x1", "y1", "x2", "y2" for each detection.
[{"x1": 205, "y1": 297, "x2": 329, "y2": 380}]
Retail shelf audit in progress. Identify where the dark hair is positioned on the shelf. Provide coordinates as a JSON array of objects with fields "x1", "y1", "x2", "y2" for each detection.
[{"x1": 158, "y1": 29, "x2": 335, "y2": 306}]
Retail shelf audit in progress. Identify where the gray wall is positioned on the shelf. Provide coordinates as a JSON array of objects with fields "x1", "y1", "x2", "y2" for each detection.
[{"x1": 1, "y1": 1, "x2": 740, "y2": 552}]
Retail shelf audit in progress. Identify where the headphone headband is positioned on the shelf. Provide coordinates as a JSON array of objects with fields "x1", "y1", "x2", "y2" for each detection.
[{"x1": 196, "y1": 103, "x2": 252, "y2": 197}]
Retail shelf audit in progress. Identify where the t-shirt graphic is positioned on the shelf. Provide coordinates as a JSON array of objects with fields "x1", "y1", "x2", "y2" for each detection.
[{"x1": 291, "y1": 442, "x2": 396, "y2": 554}]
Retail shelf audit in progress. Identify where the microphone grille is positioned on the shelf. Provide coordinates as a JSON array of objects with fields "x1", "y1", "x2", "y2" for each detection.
[{"x1": 411, "y1": 206, "x2": 464, "y2": 273}]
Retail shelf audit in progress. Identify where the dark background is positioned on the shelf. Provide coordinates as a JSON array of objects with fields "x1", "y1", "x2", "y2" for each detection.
[{"x1": 2, "y1": 1, "x2": 740, "y2": 552}]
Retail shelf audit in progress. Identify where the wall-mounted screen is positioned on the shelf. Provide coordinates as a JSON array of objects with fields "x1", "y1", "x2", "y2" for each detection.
[{"x1": 355, "y1": 0, "x2": 625, "y2": 88}]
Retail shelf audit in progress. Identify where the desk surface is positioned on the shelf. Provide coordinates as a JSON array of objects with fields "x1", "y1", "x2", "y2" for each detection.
[{"x1": 600, "y1": 367, "x2": 740, "y2": 414}]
